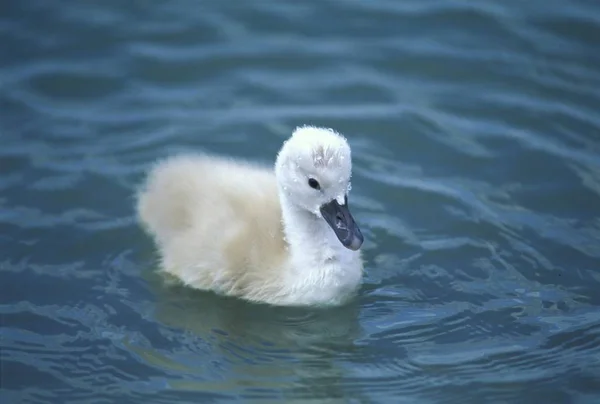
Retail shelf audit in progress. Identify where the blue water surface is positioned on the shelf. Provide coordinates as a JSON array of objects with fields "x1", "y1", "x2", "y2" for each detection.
[{"x1": 2, "y1": 0, "x2": 600, "y2": 403}]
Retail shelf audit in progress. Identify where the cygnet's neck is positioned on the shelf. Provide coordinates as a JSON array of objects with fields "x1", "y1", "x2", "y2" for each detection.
[{"x1": 279, "y1": 192, "x2": 351, "y2": 266}]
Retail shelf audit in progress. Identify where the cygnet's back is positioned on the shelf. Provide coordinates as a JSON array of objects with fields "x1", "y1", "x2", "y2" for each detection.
[{"x1": 136, "y1": 154, "x2": 289, "y2": 301}]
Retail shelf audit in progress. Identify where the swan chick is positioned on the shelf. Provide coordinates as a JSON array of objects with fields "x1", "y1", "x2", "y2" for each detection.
[{"x1": 136, "y1": 125, "x2": 364, "y2": 306}]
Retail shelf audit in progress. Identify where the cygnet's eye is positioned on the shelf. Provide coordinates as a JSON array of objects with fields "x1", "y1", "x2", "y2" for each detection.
[{"x1": 308, "y1": 178, "x2": 320, "y2": 190}]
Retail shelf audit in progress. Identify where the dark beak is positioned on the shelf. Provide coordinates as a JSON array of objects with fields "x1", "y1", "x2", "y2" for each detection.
[{"x1": 319, "y1": 196, "x2": 364, "y2": 251}]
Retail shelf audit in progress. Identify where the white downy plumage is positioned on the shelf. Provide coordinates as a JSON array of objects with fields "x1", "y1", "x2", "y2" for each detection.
[{"x1": 136, "y1": 125, "x2": 364, "y2": 306}]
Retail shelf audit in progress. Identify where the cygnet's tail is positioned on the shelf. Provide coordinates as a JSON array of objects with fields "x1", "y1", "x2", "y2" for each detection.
[{"x1": 136, "y1": 154, "x2": 208, "y2": 244}]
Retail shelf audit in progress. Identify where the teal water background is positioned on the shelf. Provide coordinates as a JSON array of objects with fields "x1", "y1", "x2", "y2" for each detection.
[{"x1": 2, "y1": 1, "x2": 600, "y2": 402}]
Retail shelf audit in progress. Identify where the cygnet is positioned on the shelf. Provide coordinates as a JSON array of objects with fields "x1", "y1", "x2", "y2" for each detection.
[{"x1": 136, "y1": 125, "x2": 364, "y2": 306}]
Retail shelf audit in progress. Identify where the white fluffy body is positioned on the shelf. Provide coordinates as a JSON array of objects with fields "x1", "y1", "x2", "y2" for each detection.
[{"x1": 136, "y1": 126, "x2": 364, "y2": 306}]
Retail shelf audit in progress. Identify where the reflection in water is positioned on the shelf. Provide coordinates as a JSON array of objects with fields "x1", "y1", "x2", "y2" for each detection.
[{"x1": 140, "y1": 266, "x2": 365, "y2": 400}]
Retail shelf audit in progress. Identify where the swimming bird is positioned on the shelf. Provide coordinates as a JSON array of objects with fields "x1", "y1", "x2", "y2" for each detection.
[{"x1": 135, "y1": 125, "x2": 364, "y2": 306}]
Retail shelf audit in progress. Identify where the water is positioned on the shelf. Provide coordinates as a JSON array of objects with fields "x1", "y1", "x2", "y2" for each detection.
[{"x1": 2, "y1": 0, "x2": 600, "y2": 402}]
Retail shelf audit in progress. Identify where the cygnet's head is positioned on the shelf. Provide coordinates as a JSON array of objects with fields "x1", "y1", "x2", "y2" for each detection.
[{"x1": 275, "y1": 125, "x2": 364, "y2": 251}]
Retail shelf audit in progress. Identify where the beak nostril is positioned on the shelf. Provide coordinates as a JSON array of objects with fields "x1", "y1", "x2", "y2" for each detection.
[{"x1": 335, "y1": 213, "x2": 346, "y2": 230}]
